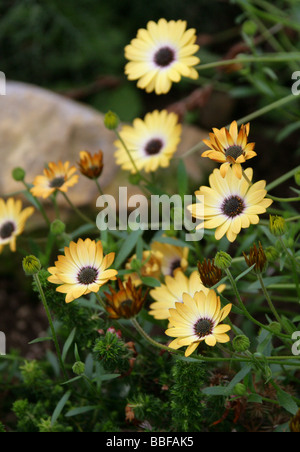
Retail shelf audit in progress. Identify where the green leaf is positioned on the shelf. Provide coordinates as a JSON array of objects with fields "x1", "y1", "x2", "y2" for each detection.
[
  {"x1": 140, "y1": 276, "x2": 161, "y2": 288},
  {"x1": 202, "y1": 385, "x2": 231, "y2": 396},
  {"x1": 114, "y1": 230, "x2": 143, "y2": 269},
  {"x1": 227, "y1": 364, "x2": 252, "y2": 392},
  {"x1": 62, "y1": 376, "x2": 83, "y2": 385},
  {"x1": 277, "y1": 389, "x2": 299, "y2": 415},
  {"x1": 177, "y1": 159, "x2": 188, "y2": 199},
  {"x1": 74, "y1": 343, "x2": 81, "y2": 362},
  {"x1": 100, "y1": 373, "x2": 121, "y2": 381},
  {"x1": 65, "y1": 405, "x2": 99, "y2": 418},
  {"x1": 248, "y1": 394, "x2": 263, "y2": 403},
  {"x1": 51, "y1": 390, "x2": 72, "y2": 426},
  {"x1": 62, "y1": 328, "x2": 76, "y2": 363},
  {"x1": 235, "y1": 264, "x2": 256, "y2": 282},
  {"x1": 28, "y1": 336, "x2": 52, "y2": 345},
  {"x1": 69, "y1": 224, "x2": 96, "y2": 240}
]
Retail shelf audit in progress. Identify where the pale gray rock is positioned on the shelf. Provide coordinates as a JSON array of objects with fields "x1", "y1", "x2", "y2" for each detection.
[{"x1": 0, "y1": 81, "x2": 213, "y2": 209}]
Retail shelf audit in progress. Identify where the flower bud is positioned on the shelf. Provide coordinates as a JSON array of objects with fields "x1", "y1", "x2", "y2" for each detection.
[
  {"x1": 294, "y1": 171, "x2": 300, "y2": 187},
  {"x1": 214, "y1": 251, "x2": 232, "y2": 270},
  {"x1": 232, "y1": 335, "x2": 250, "y2": 352},
  {"x1": 269, "y1": 215, "x2": 286, "y2": 237},
  {"x1": 233, "y1": 383, "x2": 247, "y2": 396},
  {"x1": 104, "y1": 111, "x2": 119, "y2": 130},
  {"x1": 22, "y1": 255, "x2": 41, "y2": 276},
  {"x1": 12, "y1": 167, "x2": 26, "y2": 182},
  {"x1": 268, "y1": 321, "x2": 281, "y2": 334},
  {"x1": 50, "y1": 219, "x2": 66, "y2": 236},
  {"x1": 242, "y1": 20, "x2": 258, "y2": 36},
  {"x1": 243, "y1": 242, "x2": 267, "y2": 273},
  {"x1": 72, "y1": 361, "x2": 85, "y2": 376},
  {"x1": 264, "y1": 246, "x2": 279, "y2": 263}
]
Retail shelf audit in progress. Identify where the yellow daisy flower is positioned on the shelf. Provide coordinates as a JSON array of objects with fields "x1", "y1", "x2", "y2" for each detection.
[
  {"x1": 150, "y1": 241, "x2": 189, "y2": 277},
  {"x1": 149, "y1": 270, "x2": 207, "y2": 320},
  {"x1": 188, "y1": 166, "x2": 273, "y2": 243},
  {"x1": 202, "y1": 121, "x2": 257, "y2": 178},
  {"x1": 48, "y1": 238, "x2": 118, "y2": 303},
  {"x1": 165, "y1": 290, "x2": 232, "y2": 357},
  {"x1": 31, "y1": 161, "x2": 79, "y2": 199},
  {"x1": 0, "y1": 198, "x2": 34, "y2": 254},
  {"x1": 114, "y1": 110, "x2": 182, "y2": 174},
  {"x1": 125, "y1": 18, "x2": 200, "y2": 94}
]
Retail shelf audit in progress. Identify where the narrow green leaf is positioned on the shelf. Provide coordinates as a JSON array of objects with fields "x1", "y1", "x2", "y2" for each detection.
[
  {"x1": 114, "y1": 230, "x2": 142, "y2": 269},
  {"x1": 65, "y1": 405, "x2": 99, "y2": 417},
  {"x1": 277, "y1": 389, "x2": 299, "y2": 415},
  {"x1": 248, "y1": 394, "x2": 262, "y2": 403},
  {"x1": 177, "y1": 159, "x2": 188, "y2": 198},
  {"x1": 140, "y1": 276, "x2": 161, "y2": 288},
  {"x1": 51, "y1": 390, "x2": 72, "y2": 426},
  {"x1": 62, "y1": 328, "x2": 76, "y2": 363},
  {"x1": 74, "y1": 343, "x2": 81, "y2": 362},
  {"x1": 62, "y1": 376, "x2": 83, "y2": 385},
  {"x1": 235, "y1": 264, "x2": 256, "y2": 282},
  {"x1": 202, "y1": 385, "x2": 231, "y2": 396},
  {"x1": 227, "y1": 364, "x2": 252, "y2": 391},
  {"x1": 28, "y1": 337, "x2": 52, "y2": 345}
]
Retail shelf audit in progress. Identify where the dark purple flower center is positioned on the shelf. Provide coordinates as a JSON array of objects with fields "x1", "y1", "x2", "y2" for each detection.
[
  {"x1": 154, "y1": 46, "x2": 175, "y2": 67},
  {"x1": 0, "y1": 221, "x2": 15, "y2": 240},
  {"x1": 145, "y1": 138, "x2": 164, "y2": 155},
  {"x1": 222, "y1": 195, "x2": 245, "y2": 218},
  {"x1": 78, "y1": 266, "x2": 98, "y2": 285},
  {"x1": 194, "y1": 318, "x2": 214, "y2": 338}
]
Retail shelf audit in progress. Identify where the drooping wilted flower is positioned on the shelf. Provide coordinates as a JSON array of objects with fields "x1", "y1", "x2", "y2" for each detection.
[
  {"x1": 78, "y1": 150, "x2": 104, "y2": 180},
  {"x1": 104, "y1": 278, "x2": 148, "y2": 319},
  {"x1": 243, "y1": 242, "x2": 267, "y2": 273}
]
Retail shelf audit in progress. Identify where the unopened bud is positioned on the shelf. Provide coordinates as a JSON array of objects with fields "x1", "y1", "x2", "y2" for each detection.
[
  {"x1": 72, "y1": 361, "x2": 85, "y2": 375},
  {"x1": 22, "y1": 255, "x2": 41, "y2": 276},
  {"x1": 269, "y1": 215, "x2": 286, "y2": 237},
  {"x1": 104, "y1": 111, "x2": 119, "y2": 130},
  {"x1": 232, "y1": 335, "x2": 250, "y2": 352},
  {"x1": 50, "y1": 219, "x2": 66, "y2": 236},
  {"x1": 233, "y1": 383, "x2": 247, "y2": 396},
  {"x1": 12, "y1": 167, "x2": 26, "y2": 182},
  {"x1": 214, "y1": 251, "x2": 232, "y2": 270}
]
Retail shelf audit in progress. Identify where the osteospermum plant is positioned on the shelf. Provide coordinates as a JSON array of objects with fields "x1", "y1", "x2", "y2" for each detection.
[{"x1": 5, "y1": 12, "x2": 300, "y2": 433}]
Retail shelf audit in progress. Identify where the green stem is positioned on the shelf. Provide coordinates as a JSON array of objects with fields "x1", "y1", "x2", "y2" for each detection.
[
  {"x1": 23, "y1": 181, "x2": 51, "y2": 227},
  {"x1": 224, "y1": 268, "x2": 290, "y2": 340},
  {"x1": 51, "y1": 192, "x2": 61, "y2": 219},
  {"x1": 266, "y1": 165, "x2": 300, "y2": 192},
  {"x1": 194, "y1": 53, "x2": 300, "y2": 71},
  {"x1": 94, "y1": 179, "x2": 104, "y2": 196},
  {"x1": 33, "y1": 273, "x2": 68, "y2": 380},
  {"x1": 115, "y1": 130, "x2": 150, "y2": 185},
  {"x1": 278, "y1": 236, "x2": 300, "y2": 299},
  {"x1": 242, "y1": 169, "x2": 252, "y2": 186},
  {"x1": 130, "y1": 318, "x2": 300, "y2": 365},
  {"x1": 257, "y1": 272, "x2": 291, "y2": 334},
  {"x1": 61, "y1": 192, "x2": 96, "y2": 226},
  {"x1": 267, "y1": 194, "x2": 300, "y2": 203}
]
